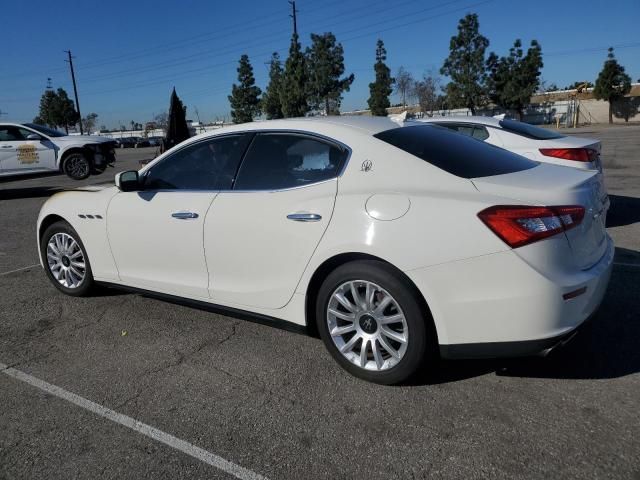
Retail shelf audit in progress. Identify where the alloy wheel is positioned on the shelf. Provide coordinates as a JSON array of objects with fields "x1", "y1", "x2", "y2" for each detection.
[
  {"x1": 46, "y1": 232, "x2": 86, "y2": 288},
  {"x1": 327, "y1": 280, "x2": 409, "y2": 371}
]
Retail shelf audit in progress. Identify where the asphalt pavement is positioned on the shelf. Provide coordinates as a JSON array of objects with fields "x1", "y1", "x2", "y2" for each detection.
[{"x1": 0, "y1": 129, "x2": 639, "y2": 480}]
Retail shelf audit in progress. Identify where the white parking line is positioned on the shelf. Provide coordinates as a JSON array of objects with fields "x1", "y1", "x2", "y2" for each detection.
[
  {"x1": 0, "y1": 362, "x2": 267, "y2": 480},
  {"x1": 0, "y1": 264, "x2": 41, "y2": 276}
]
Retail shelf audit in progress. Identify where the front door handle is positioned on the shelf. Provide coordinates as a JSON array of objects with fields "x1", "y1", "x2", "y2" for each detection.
[
  {"x1": 287, "y1": 212, "x2": 322, "y2": 222},
  {"x1": 1, "y1": 145, "x2": 13, "y2": 149},
  {"x1": 171, "y1": 211, "x2": 199, "y2": 220}
]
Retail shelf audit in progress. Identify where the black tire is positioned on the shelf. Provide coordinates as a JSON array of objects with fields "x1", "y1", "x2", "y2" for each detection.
[
  {"x1": 316, "y1": 260, "x2": 430, "y2": 385},
  {"x1": 40, "y1": 221, "x2": 94, "y2": 297},
  {"x1": 62, "y1": 152, "x2": 91, "y2": 180}
]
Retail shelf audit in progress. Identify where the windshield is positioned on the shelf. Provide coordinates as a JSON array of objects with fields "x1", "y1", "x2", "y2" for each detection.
[
  {"x1": 374, "y1": 125, "x2": 537, "y2": 179},
  {"x1": 23, "y1": 123, "x2": 66, "y2": 137},
  {"x1": 499, "y1": 119, "x2": 564, "y2": 140}
]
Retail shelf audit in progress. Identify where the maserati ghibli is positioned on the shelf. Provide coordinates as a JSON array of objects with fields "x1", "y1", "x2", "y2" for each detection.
[{"x1": 37, "y1": 116, "x2": 613, "y2": 384}]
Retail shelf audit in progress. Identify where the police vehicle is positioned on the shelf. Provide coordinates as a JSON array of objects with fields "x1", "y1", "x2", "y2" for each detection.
[{"x1": 0, "y1": 123, "x2": 116, "y2": 180}]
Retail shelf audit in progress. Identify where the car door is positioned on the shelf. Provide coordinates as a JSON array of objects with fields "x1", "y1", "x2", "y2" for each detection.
[
  {"x1": 205, "y1": 132, "x2": 349, "y2": 310},
  {"x1": 107, "y1": 134, "x2": 251, "y2": 298},
  {"x1": 0, "y1": 126, "x2": 56, "y2": 173}
]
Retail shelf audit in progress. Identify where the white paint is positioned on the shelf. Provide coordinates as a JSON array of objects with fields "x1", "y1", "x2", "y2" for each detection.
[
  {"x1": 0, "y1": 362, "x2": 267, "y2": 480},
  {"x1": 0, "y1": 263, "x2": 41, "y2": 276}
]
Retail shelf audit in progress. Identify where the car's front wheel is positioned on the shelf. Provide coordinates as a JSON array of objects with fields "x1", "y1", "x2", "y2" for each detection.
[
  {"x1": 316, "y1": 260, "x2": 429, "y2": 385},
  {"x1": 41, "y1": 221, "x2": 94, "y2": 296},
  {"x1": 62, "y1": 152, "x2": 91, "y2": 180}
]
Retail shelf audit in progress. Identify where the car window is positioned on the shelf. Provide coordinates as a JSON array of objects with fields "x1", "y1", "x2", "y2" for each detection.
[
  {"x1": 144, "y1": 134, "x2": 250, "y2": 190},
  {"x1": 472, "y1": 126, "x2": 489, "y2": 141},
  {"x1": 18, "y1": 128, "x2": 38, "y2": 139},
  {"x1": 435, "y1": 123, "x2": 489, "y2": 141},
  {"x1": 22, "y1": 123, "x2": 66, "y2": 137},
  {"x1": 374, "y1": 125, "x2": 537, "y2": 179},
  {"x1": 499, "y1": 119, "x2": 564, "y2": 140},
  {"x1": 0, "y1": 126, "x2": 25, "y2": 141},
  {"x1": 234, "y1": 133, "x2": 348, "y2": 191}
]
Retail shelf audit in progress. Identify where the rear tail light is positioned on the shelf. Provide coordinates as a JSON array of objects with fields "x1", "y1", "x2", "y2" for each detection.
[
  {"x1": 478, "y1": 205, "x2": 585, "y2": 248},
  {"x1": 539, "y1": 148, "x2": 599, "y2": 162}
]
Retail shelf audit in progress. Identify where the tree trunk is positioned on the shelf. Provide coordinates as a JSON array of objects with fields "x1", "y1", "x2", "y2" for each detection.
[
  {"x1": 517, "y1": 108, "x2": 524, "y2": 121},
  {"x1": 470, "y1": 104, "x2": 476, "y2": 115},
  {"x1": 608, "y1": 102, "x2": 613, "y2": 124},
  {"x1": 325, "y1": 96, "x2": 330, "y2": 116}
]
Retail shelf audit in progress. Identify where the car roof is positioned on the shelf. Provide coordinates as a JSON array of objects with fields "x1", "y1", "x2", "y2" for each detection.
[
  {"x1": 202, "y1": 116, "x2": 401, "y2": 138},
  {"x1": 413, "y1": 116, "x2": 502, "y2": 128}
]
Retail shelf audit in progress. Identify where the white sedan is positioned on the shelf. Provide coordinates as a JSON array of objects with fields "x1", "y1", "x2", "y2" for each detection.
[
  {"x1": 412, "y1": 116, "x2": 603, "y2": 171},
  {"x1": 36, "y1": 116, "x2": 613, "y2": 384},
  {"x1": 0, "y1": 123, "x2": 116, "y2": 180}
]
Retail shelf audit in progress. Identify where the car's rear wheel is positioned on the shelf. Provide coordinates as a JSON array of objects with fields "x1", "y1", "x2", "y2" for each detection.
[
  {"x1": 316, "y1": 260, "x2": 428, "y2": 385},
  {"x1": 63, "y1": 152, "x2": 91, "y2": 180},
  {"x1": 41, "y1": 221, "x2": 94, "y2": 296}
]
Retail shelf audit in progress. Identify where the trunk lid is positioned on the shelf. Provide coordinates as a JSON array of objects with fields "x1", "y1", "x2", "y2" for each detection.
[{"x1": 472, "y1": 163, "x2": 608, "y2": 269}]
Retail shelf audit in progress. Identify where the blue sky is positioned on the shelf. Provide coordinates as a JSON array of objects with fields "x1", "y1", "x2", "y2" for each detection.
[{"x1": 1, "y1": 0, "x2": 639, "y2": 128}]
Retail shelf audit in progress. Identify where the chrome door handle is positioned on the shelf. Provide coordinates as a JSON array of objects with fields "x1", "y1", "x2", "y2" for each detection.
[
  {"x1": 171, "y1": 211, "x2": 199, "y2": 220},
  {"x1": 287, "y1": 213, "x2": 322, "y2": 222}
]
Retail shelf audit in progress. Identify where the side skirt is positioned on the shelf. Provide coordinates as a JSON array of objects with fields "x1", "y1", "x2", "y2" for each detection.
[{"x1": 95, "y1": 281, "x2": 309, "y2": 336}]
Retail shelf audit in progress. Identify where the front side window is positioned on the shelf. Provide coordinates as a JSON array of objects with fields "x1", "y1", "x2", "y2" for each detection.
[
  {"x1": 22, "y1": 123, "x2": 66, "y2": 137},
  {"x1": 0, "y1": 126, "x2": 24, "y2": 142},
  {"x1": 234, "y1": 133, "x2": 348, "y2": 191},
  {"x1": 144, "y1": 135, "x2": 250, "y2": 190}
]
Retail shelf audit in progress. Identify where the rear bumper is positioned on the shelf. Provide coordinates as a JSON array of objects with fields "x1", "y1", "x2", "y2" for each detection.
[
  {"x1": 406, "y1": 234, "x2": 614, "y2": 357},
  {"x1": 439, "y1": 313, "x2": 591, "y2": 359}
]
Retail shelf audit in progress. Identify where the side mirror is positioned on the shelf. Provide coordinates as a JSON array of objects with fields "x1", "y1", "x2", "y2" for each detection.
[
  {"x1": 115, "y1": 170, "x2": 140, "y2": 192},
  {"x1": 26, "y1": 133, "x2": 41, "y2": 140}
]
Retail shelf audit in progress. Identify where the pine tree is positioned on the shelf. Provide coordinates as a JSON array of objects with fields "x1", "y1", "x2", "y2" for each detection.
[
  {"x1": 55, "y1": 88, "x2": 79, "y2": 133},
  {"x1": 367, "y1": 39, "x2": 394, "y2": 116},
  {"x1": 486, "y1": 39, "x2": 543, "y2": 120},
  {"x1": 165, "y1": 87, "x2": 190, "y2": 149},
  {"x1": 593, "y1": 48, "x2": 632, "y2": 124},
  {"x1": 280, "y1": 33, "x2": 309, "y2": 118},
  {"x1": 306, "y1": 33, "x2": 354, "y2": 115},
  {"x1": 262, "y1": 52, "x2": 285, "y2": 119},
  {"x1": 440, "y1": 13, "x2": 489, "y2": 114},
  {"x1": 228, "y1": 54, "x2": 262, "y2": 124},
  {"x1": 37, "y1": 87, "x2": 79, "y2": 133}
]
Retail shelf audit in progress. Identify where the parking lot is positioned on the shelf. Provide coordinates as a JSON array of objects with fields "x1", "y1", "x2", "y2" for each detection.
[{"x1": 1, "y1": 126, "x2": 639, "y2": 479}]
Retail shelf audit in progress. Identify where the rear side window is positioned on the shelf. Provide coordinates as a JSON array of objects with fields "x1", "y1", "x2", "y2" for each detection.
[
  {"x1": 234, "y1": 133, "x2": 348, "y2": 190},
  {"x1": 374, "y1": 125, "x2": 537, "y2": 179},
  {"x1": 499, "y1": 119, "x2": 564, "y2": 140}
]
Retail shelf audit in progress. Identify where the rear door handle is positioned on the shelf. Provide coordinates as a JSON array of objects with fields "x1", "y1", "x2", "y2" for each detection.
[
  {"x1": 287, "y1": 213, "x2": 322, "y2": 222},
  {"x1": 1, "y1": 145, "x2": 13, "y2": 149},
  {"x1": 171, "y1": 211, "x2": 199, "y2": 220}
]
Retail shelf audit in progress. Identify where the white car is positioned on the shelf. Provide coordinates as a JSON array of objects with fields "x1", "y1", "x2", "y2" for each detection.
[
  {"x1": 36, "y1": 117, "x2": 613, "y2": 384},
  {"x1": 0, "y1": 123, "x2": 116, "y2": 180},
  {"x1": 412, "y1": 116, "x2": 603, "y2": 171}
]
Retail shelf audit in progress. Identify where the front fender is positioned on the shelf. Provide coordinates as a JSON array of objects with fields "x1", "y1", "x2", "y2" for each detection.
[{"x1": 37, "y1": 187, "x2": 121, "y2": 281}]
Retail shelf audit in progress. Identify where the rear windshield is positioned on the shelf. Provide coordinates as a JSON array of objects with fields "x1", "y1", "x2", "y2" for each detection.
[
  {"x1": 374, "y1": 125, "x2": 537, "y2": 178},
  {"x1": 499, "y1": 119, "x2": 564, "y2": 140}
]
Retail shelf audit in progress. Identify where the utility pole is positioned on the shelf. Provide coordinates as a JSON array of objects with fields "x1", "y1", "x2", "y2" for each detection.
[
  {"x1": 288, "y1": 0, "x2": 298, "y2": 36},
  {"x1": 64, "y1": 50, "x2": 83, "y2": 134}
]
